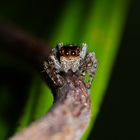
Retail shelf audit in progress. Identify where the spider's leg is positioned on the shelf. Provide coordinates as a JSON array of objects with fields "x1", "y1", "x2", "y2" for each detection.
[
  {"x1": 43, "y1": 49, "x2": 64, "y2": 87},
  {"x1": 80, "y1": 52, "x2": 97, "y2": 89}
]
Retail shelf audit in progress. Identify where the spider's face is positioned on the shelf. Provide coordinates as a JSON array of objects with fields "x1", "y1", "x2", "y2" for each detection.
[
  {"x1": 58, "y1": 44, "x2": 81, "y2": 73},
  {"x1": 59, "y1": 45, "x2": 80, "y2": 59}
]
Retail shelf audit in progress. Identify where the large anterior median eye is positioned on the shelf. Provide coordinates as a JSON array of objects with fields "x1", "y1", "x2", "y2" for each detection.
[
  {"x1": 65, "y1": 50, "x2": 69, "y2": 56},
  {"x1": 71, "y1": 51, "x2": 76, "y2": 56}
]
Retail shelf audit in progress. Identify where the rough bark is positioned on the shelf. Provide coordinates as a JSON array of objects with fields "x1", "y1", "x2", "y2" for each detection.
[{"x1": 10, "y1": 74, "x2": 91, "y2": 140}]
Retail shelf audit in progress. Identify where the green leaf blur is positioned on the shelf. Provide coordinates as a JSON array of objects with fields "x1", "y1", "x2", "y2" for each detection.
[{"x1": 0, "y1": 0, "x2": 130, "y2": 139}]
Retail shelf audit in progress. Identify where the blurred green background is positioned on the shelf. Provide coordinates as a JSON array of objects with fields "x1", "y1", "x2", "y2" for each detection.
[{"x1": 0, "y1": 0, "x2": 140, "y2": 140}]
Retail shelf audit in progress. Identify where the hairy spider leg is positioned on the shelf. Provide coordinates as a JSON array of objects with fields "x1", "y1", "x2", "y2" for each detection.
[
  {"x1": 43, "y1": 49, "x2": 64, "y2": 87},
  {"x1": 80, "y1": 52, "x2": 97, "y2": 89}
]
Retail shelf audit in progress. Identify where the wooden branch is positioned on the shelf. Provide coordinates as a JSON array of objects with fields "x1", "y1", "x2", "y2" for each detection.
[
  {"x1": 0, "y1": 24, "x2": 91, "y2": 140},
  {"x1": 10, "y1": 75, "x2": 91, "y2": 140}
]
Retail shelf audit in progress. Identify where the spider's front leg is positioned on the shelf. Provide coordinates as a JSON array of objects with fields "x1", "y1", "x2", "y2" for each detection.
[
  {"x1": 43, "y1": 49, "x2": 64, "y2": 87},
  {"x1": 80, "y1": 52, "x2": 97, "y2": 89}
]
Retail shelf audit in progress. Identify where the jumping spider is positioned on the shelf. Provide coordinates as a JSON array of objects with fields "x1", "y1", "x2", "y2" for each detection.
[{"x1": 43, "y1": 43, "x2": 97, "y2": 89}]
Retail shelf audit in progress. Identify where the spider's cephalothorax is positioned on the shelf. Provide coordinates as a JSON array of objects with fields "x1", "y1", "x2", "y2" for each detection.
[
  {"x1": 58, "y1": 44, "x2": 81, "y2": 73},
  {"x1": 43, "y1": 43, "x2": 97, "y2": 88}
]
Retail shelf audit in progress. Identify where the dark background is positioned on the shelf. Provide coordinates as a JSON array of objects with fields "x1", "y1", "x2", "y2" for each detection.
[
  {"x1": 89, "y1": 0, "x2": 140, "y2": 139},
  {"x1": 0, "y1": 0, "x2": 140, "y2": 139}
]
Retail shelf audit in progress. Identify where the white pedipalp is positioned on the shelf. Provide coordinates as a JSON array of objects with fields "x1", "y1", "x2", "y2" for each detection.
[
  {"x1": 51, "y1": 48, "x2": 62, "y2": 71},
  {"x1": 57, "y1": 42, "x2": 64, "y2": 50},
  {"x1": 80, "y1": 43, "x2": 87, "y2": 59}
]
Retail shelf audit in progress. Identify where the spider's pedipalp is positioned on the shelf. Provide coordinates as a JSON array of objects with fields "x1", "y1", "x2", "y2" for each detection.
[
  {"x1": 57, "y1": 42, "x2": 64, "y2": 50},
  {"x1": 80, "y1": 43, "x2": 87, "y2": 59}
]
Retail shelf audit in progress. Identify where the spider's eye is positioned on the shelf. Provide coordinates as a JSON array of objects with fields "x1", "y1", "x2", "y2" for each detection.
[
  {"x1": 77, "y1": 48, "x2": 80, "y2": 53},
  {"x1": 71, "y1": 51, "x2": 76, "y2": 56},
  {"x1": 60, "y1": 47, "x2": 64, "y2": 55},
  {"x1": 65, "y1": 51, "x2": 69, "y2": 56}
]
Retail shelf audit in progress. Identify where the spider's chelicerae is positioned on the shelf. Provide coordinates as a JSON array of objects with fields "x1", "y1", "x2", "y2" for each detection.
[{"x1": 43, "y1": 43, "x2": 97, "y2": 88}]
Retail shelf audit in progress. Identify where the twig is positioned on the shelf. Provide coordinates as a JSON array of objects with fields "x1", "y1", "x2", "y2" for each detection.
[
  {"x1": 10, "y1": 74, "x2": 91, "y2": 140},
  {"x1": 0, "y1": 24, "x2": 92, "y2": 140}
]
